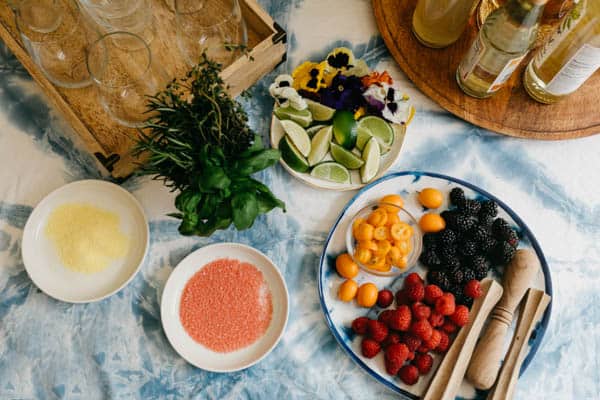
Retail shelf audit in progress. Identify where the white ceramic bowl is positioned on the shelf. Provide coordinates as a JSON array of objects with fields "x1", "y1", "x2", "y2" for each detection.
[
  {"x1": 160, "y1": 242, "x2": 289, "y2": 372},
  {"x1": 21, "y1": 180, "x2": 149, "y2": 303}
]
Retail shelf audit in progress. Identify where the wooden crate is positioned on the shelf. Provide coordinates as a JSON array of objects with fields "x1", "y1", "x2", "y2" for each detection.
[{"x1": 0, "y1": 0, "x2": 287, "y2": 178}]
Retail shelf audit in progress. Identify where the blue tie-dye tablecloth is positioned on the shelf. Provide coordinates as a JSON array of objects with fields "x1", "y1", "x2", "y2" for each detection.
[{"x1": 1, "y1": 1, "x2": 599, "y2": 399}]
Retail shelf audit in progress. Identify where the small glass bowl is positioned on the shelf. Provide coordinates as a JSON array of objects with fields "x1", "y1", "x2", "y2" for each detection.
[{"x1": 346, "y1": 202, "x2": 422, "y2": 277}]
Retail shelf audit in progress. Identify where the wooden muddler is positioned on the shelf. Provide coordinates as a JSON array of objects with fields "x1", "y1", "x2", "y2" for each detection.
[
  {"x1": 487, "y1": 289, "x2": 551, "y2": 400},
  {"x1": 466, "y1": 249, "x2": 541, "y2": 390},
  {"x1": 423, "y1": 279, "x2": 503, "y2": 400}
]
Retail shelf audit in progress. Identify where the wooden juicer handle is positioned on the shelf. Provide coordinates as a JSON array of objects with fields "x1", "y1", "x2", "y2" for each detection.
[{"x1": 466, "y1": 249, "x2": 541, "y2": 390}]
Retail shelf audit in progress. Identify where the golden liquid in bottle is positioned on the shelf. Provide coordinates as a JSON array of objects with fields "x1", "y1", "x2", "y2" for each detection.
[
  {"x1": 457, "y1": 0, "x2": 546, "y2": 98},
  {"x1": 524, "y1": 0, "x2": 600, "y2": 103},
  {"x1": 412, "y1": 0, "x2": 481, "y2": 48}
]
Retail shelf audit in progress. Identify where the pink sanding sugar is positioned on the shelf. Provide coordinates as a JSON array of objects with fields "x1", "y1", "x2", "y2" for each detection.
[{"x1": 179, "y1": 258, "x2": 273, "y2": 353}]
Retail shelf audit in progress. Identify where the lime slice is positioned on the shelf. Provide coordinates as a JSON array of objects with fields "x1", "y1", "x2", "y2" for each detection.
[
  {"x1": 330, "y1": 142, "x2": 365, "y2": 170},
  {"x1": 360, "y1": 137, "x2": 380, "y2": 183},
  {"x1": 308, "y1": 126, "x2": 332, "y2": 166},
  {"x1": 279, "y1": 135, "x2": 309, "y2": 173},
  {"x1": 274, "y1": 106, "x2": 313, "y2": 128},
  {"x1": 310, "y1": 162, "x2": 351, "y2": 184},
  {"x1": 305, "y1": 99, "x2": 336, "y2": 122},
  {"x1": 357, "y1": 116, "x2": 394, "y2": 154},
  {"x1": 332, "y1": 110, "x2": 357, "y2": 149},
  {"x1": 356, "y1": 128, "x2": 371, "y2": 151},
  {"x1": 279, "y1": 119, "x2": 311, "y2": 157},
  {"x1": 306, "y1": 124, "x2": 328, "y2": 138}
]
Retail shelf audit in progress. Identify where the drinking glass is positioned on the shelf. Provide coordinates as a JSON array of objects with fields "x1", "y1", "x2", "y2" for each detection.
[
  {"x1": 175, "y1": 0, "x2": 248, "y2": 67},
  {"x1": 77, "y1": 0, "x2": 155, "y2": 44},
  {"x1": 16, "y1": 0, "x2": 97, "y2": 88},
  {"x1": 86, "y1": 31, "x2": 168, "y2": 127}
]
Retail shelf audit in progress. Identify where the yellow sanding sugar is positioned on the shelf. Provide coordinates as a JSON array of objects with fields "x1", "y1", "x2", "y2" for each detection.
[{"x1": 45, "y1": 203, "x2": 130, "y2": 274}]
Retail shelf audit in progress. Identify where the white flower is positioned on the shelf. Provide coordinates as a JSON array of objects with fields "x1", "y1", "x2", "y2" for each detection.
[
  {"x1": 363, "y1": 83, "x2": 410, "y2": 125},
  {"x1": 269, "y1": 74, "x2": 307, "y2": 111}
]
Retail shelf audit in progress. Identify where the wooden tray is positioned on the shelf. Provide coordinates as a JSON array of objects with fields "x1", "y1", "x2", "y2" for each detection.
[
  {"x1": 0, "y1": 0, "x2": 286, "y2": 178},
  {"x1": 372, "y1": 0, "x2": 600, "y2": 140}
]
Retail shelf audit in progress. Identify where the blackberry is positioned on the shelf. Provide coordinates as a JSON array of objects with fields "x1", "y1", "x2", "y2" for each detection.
[
  {"x1": 449, "y1": 187, "x2": 466, "y2": 207},
  {"x1": 443, "y1": 256, "x2": 461, "y2": 270},
  {"x1": 438, "y1": 245, "x2": 457, "y2": 261},
  {"x1": 427, "y1": 270, "x2": 451, "y2": 291},
  {"x1": 490, "y1": 241, "x2": 516, "y2": 265},
  {"x1": 492, "y1": 218, "x2": 512, "y2": 240},
  {"x1": 438, "y1": 229, "x2": 457, "y2": 247},
  {"x1": 479, "y1": 236, "x2": 497, "y2": 254},
  {"x1": 448, "y1": 267, "x2": 464, "y2": 285},
  {"x1": 451, "y1": 285, "x2": 464, "y2": 300},
  {"x1": 460, "y1": 296, "x2": 474, "y2": 308},
  {"x1": 474, "y1": 268, "x2": 488, "y2": 281},
  {"x1": 468, "y1": 255, "x2": 489, "y2": 272},
  {"x1": 468, "y1": 226, "x2": 489, "y2": 243},
  {"x1": 479, "y1": 200, "x2": 498, "y2": 218},
  {"x1": 438, "y1": 274, "x2": 452, "y2": 292},
  {"x1": 459, "y1": 199, "x2": 481, "y2": 216},
  {"x1": 423, "y1": 233, "x2": 438, "y2": 249},
  {"x1": 458, "y1": 240, "x2": 478, "y2": 257},
  {"x1": 478, "y1": 214, "x2": 494, "y2": 228},
  {"x1": 440, "y1": 210, "x2": 458, "y2": 229},
  {"x1": 462, "y1": 268, "x2": 476, "y2": 283},
  {"x1": 451, "y1": 214, "x2": 475, "y2": 233},
  {"x1": 420, "y1": 250, "x2": 441, "y2": 268}
]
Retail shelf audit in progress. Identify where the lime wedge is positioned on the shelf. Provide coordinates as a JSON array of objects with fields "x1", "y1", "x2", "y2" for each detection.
[
  {"x1": 308, "y1": 126, "x2": 332, "y2": 166},
  {"x1": 306, "y1": 124, "x2": 328, "y2": 138},
  {"x1": 310, "y1": 162, "x2": 351, "y2": 184},
  {"x1": 356, "y1": 128, "x2": 371, "y2": 151},
  {"x1": 274, "y1": 106, "x2": 313, "y2": 128},
  {"x1": 305, "y1": 99, "x2": 336, "y2": 122},
  {"x1": 330, "y1": 142, "x2": 365, "y2": 170},
  {"x1": 360, "y1": 137, "x2": 380, "y2": 183},
  {"x1": 357, "y1": 116, "x2": 394, "y2": 154},
  {"x1": 279, "y1": 135, "x2": 309, "y2": 173},
  {"x1": 279, "y1": 119, "x2": 311, "y2": 157},
  {"x1": 332, "y1": 110, "x2": 357, "y2": 149}
]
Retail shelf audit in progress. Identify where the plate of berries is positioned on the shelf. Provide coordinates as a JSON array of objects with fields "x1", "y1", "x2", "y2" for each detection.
[{"x1": 318, "y1": 171, "x2": 552, "y2": 399}]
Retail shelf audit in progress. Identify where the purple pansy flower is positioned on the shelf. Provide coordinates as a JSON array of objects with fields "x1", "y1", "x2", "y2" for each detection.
[{"x1": 319, "y1": 74, "x2": 366, "y2": 112}]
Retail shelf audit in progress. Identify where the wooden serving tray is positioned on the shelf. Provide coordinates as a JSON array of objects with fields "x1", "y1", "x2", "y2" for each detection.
[
  {"x1": 372, "y1": 0, "x2": 600, "y2": 140},
  {"x1": 0, "y1": 0, "x2": 286, "y2": 178}
]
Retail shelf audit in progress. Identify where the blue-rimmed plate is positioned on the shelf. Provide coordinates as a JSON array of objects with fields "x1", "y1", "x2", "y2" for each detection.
[{"x1": 318, "y1": 171, "x2": 552, "y2": 399}]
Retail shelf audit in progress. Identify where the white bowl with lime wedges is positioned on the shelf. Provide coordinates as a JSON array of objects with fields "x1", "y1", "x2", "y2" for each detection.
[{"x1": 269, "y1": 48, "x2": 413, "y2": 191}]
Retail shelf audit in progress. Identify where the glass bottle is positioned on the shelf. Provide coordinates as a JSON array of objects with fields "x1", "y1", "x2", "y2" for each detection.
[
  {"x1": 412, "y1": 0, "x2": 481, "y2": 48},
  {"x1": 457, "y1": 0, "x2": 548, "y2": 98},
  {"x1": 524, "y1": 0, "x2": 600, "y2": 104}
]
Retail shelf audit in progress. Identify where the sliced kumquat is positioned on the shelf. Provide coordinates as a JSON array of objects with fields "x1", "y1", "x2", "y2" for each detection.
[
  {"x1": 355, "y1": 222, "x2": 374, "y2": 241},
  {"x1": 390, "y1": 222, "x2": 413, "y2": 241},
  {"x1": 373, "y1": 226, "x2": 390, "y2": 241},
  {"x1": 375, "y1": 239, "x2": 392, "y2": 256},
  {"x1": 397, "y1": 255, "x2": 408, "y2": 269},
  {"x1": 358, "y1": 240, "x2": 378, "y2": 252},
  {"x1": 386, "y1": 212, "x2": 401, "y2": 226},
  {"x1": 367, "y1": 208, "x2": 388, "y2": 227},
  {"x1": 387, "y1": 246, "x2": 402, "y2": 265},
  {"x1": 395, "y1": 240, "x2": 412, "y2": 256},
  {"x1": 352, "y1": 217, "x2": 365, "y2": 237},
  {"x1": 354, "y1": 247, "x2": 372, "y2": 264}
]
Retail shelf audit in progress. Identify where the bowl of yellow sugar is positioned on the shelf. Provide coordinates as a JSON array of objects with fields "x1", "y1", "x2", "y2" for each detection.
[{"x1": 22, "y1": 180, "x2": 149, "y2": 303}]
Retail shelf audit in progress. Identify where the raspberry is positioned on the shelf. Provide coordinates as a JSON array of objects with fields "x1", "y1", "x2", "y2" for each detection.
[
  {"x1": 423, "y1": 329, "x2": 442, "y2": 350},
  {"x1": 367, "y1": 320, "x2": 389, "y2": 342},
  {"x1": 411, "y1": 302, "x2": 431, "y2": 320},
  {"x1": 424, "y1": 284, "x2": 444, "y2": 305},
  {"x1": 405, "y1": 283, "x2": 425, "y2": 302},
  {"x1": 382, "y1": 332, "x2": 401, "y2": 349},
  {"x1": 404, "y1": 272, "x2": 424, "y2": 287},
  {"x1": 377, "y1": 289, "x2": 394, "y2": 308},
  {"x1": 399, "y1": 365, "x2": 420, "y2": 385},
  {"x1": 389, "y1": 305, "x2": 412, "y2": 331},
  {"x1": 464, "y1": 280, "x2": 482, "y2": 299},
  {"x1": 385, "y1": 343, "x2": 409, "y2": 375},
  {"x1": 417, "y1": 344, "x2": 431, "y2": 353},
  {"x1": 361, "y1": 338, "x2": 381, "y2": 358},
  {"x1": 436, "y1": 330, "x2": 451, "y2": 353},
  {"x1": 395, "y1": 289, "x2": 410, "y2": 306},
  {"x1": 441, "y1": 320, "x2": 457, "y2": 334},
  {"x1": 435, "y1": 293, "x2": 456, "y2": 316},
  {"x1": 410, "y1": 319, "x2": 433, "y2": 341},
  {"x1": 378, "y1": 310, "x2": 394, "y2": 327},
  {"x1": 449, "y1": 187, "x2": 466, "y2": 207},
  {"x1": 450, "y1": 305, "x2": 470, "y2": 327},
  {"x1": 407, "y1": 351, "x2": 415, "y2": 361},
  {"x1": 351, "y1": 316, "x2": 370, "y2": 335},
  {"x1": 402, "y1": 334, "x2": 422, "y2": 352},
  {"x1": 428, "y1": 311, "x2": 444, "y2": 328},
  {"x1": 414, "y1": 353, "x2": 433, "y2": 375}
]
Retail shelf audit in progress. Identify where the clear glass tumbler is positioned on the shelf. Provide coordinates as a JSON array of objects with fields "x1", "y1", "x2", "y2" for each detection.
[
  {"x1": 175, "y1": 0, "x2": 248, "y2": 67},
  {"x1": 86, "y1": 31, "x2": 168, "y2": 127},
  {"x1": 16, "y1": 0, "x2": 97, "y2": 88},
  {"x1": 78, "y1": 0, "x2": 155, "y2": 44}
]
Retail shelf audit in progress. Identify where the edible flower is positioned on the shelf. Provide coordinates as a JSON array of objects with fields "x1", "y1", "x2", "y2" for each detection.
[
  {"x1": 326, "y1": 47, "x2": 355, "y2": 71},
  {"x1": 292, "y1": 61, "x2": 326, "y2": 93},
  {"x1": 320, "y1": 61, "x2": 339, "y2": 88},
  {"x1": 354, "y1": 107, "x2": 366, "y2": 120},
  {"x1": 363, "y1": 83, "x2": 411, "y2": 125},
  {"x1": 269, "y1": 74, "x2": 307, "y2": 110},
  {"x1": 361, "y1": 71, "x2": 393, "y2": 87},
  {"x1": 320, "y1": 74, "x2": 365, "y2": 112}
]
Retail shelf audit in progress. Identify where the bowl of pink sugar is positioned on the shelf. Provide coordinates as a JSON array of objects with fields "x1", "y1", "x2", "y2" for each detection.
[{"x1": 161, "y1": 243, "x2": 289, "y2": 372}]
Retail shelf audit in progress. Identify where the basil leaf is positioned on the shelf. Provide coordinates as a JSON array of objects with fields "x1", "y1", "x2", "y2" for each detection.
[
  {"x1": 235, "y1": 149, "x2": 280, "y2": 176},
  {"x1": 240, "y1": 134, "x2": 263, "y2": 157},
  {"x1": 175, "y1": 189, "x2": 202, "y2": 214},
  {"x1": 197, "y1": 194, "x2": 219, "y2": 219},
  {"x1": 231, "y1": 192, "x2": 259, "y2": 230},
  {"x1": 179, "y1": 212, "x2": 199, "y2": 236},
  {"x1": 256, "y1": 190, "x2": 286, "y2": 213},
  {"x1": 199, "y1": 164, "x2": 231, "y2": 192}
]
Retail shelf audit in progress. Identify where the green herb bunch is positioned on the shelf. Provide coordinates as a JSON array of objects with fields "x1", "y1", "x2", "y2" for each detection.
[{"x1": 135, "y1": 55, "x2": 285, "y2": 236}]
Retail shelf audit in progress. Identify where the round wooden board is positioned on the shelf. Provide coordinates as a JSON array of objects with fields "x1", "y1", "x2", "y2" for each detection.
[{"x1": 372, "y1": 0, "x2": 600, "y2": 140}]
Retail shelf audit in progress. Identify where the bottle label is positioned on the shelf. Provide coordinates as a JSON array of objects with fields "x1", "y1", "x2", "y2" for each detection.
[
  {"x1": 460, "y1": 36, "x2": 485, "y2": 81},
  {"x1": 487, "y1": 54, "x2": 527, "y2": 93},
  {"x1": 545, "y1": 44, "x2": 600, "y2": 95}
]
